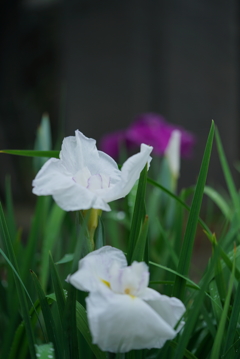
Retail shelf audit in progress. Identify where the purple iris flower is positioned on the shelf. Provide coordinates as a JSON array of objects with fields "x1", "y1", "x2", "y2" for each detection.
[
  {"x1": 100, "y1": 113, "x2": 195, "y2": 159},
  {"x1": 99, "y1": 130, "x2": 135, "y2": 160}
]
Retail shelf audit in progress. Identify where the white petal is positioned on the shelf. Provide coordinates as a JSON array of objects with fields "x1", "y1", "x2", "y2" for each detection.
[
  {"x1": 146, "y1": 294, "x2": 186, "y2": 331},
  {"x1": 68, "y1": 246, "x2": 127, "y2": 292},
  {"x1": 73, "y1": 167, "x2": 92, "y2": 187},
  {"x1": 86, "y1": 290, "x2": 177, "y2": 353},
  {"x1": 99, "y1": 173, "x2": 110, "y2": 189},
  {"x1": 60, "y1": 130, "x2": 121, "y2": 187},
  {"x1": 165, "y1": 130, "x2": 181, "y2": 178},
  {"x1": 32, "y1": 158, "x2": 73, "y2": 195},
  {"x1": 91, "y1": 151, "x2": 120, "y2": 180},
  {"x1": 87, "y1": 174, "x2": 104, "y2": 191},
  {"x1": 138, "y1": 287, "x2": 162, "y2": 301},
  {"x1": 60, "y1": 130, "x2": 98, "y2": 174},
  {"x1": 109, "y1": 261, "x2": 149, "y2": 296},
  {"x1": 102, "y1": 144, "x2": 153, "y2": 203},
  {"x1": 52, "y1": 183, "x2": 111, "y2": 211}
]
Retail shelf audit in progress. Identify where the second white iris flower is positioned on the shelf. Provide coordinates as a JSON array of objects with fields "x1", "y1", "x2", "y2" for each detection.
[{"x1": 68, "y1": 246, "x2": 186, "y2": 353}]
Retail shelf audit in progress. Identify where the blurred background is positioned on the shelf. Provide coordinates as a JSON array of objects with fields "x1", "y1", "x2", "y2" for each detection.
[{"x1": 0, "y1": 0, "x2": 239, "y2": 203}]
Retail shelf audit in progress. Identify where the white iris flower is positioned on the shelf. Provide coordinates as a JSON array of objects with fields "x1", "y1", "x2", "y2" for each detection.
[
  {"x1": 68, "y1": 246, "x2": 186, "y2": 353},
  {"x1": 32, "y1": 130, "x2": 153, "y2": 211}
]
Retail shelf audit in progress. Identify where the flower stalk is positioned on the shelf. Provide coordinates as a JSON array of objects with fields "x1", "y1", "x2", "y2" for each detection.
[{"x1": 81, "y1": 208, "x2": 102, "y2": 250}]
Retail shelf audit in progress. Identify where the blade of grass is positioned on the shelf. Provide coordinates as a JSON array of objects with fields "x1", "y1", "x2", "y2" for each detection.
[
  {"x1": 194, "y1": 331, "x2": 213, "y2": 359},
  {"x1": 0, "y1": 249, "x2": 40, "y2": 315},
  {"x1": 47, "y1": 290, "x2": 106, "y2": 359},
  {"x1": 127, "y1": 165, "x2": 148, "y2": 264},
  {"x1": 64, "y1": 285, "x2": 79, "y2": 359},
  {"x1": 31, "y1": 270, "x2": 62, "y2": 359},
  {"x1": 169, "y1": 341, "x2": 198, "y2": 359},
  {"x1": 21, "y1": 196, "x2": 48, "y2": 282},
  {"x1": 94, "y1": 216, "x2": 106, "y2": 250},
  {"x1": 55, "y1": 253, "x2": 74, "y2": 265},
  {"x1": 209, "y1": 280, "x2": 223, "y2": 323},
  {"x1": 49, "y1": 252, "x2": 66, "y2": 326},
  {"x1": 8, "y1": 300, "x2": 42, "y2": 359},
  {"x1": 173, "y1": 244, "x2": 219, "y2": 359},
  {"x1": 40, "y1": 203, "x2": 65, "y2": 289},
  {"x1": 172, "y1": 121, "x2": 215, "y2": 300},
  {"x1": 204, "y1": 185, "x2": 231, "y2": 219},
  {"x1": 222, "y1": 262, "x2": 240, "y2": 357},
  {"x1": 215, "y1": 127, "x2": 240, "y2": 211},
  {"x1": 148, "y1": 174, "x2": 238, "y2": 283},
  {"x1": 147, "y1": 177, "x2": 211, "y2": 236},
  {"x1": 209, "y1": 246, "x2": 235, "y2": 359},
  {"x1": 148, "y1": 178, "x2": 240, "y2": 281},
  {"x1": 0, "y1": 203, "x2": 36, "y2": 359},
  {"x1": 131, "y1": 215, "x2": 149, "y2": 263},
  {"x1": 201, "y1": 305, "x2": 217, "y2": 338},
  {"x1": 0, "y1": 149, "x2": 59, "y2": 158},
  {"x1": 62, "y1": 212, "x2": 92, "y2": 359},
  {"x1": 157, "y1": 220, "x2": 179, "y2": 268},
  {"x1": 150, "y1": 260, "x2": 222, "y2": 309}
]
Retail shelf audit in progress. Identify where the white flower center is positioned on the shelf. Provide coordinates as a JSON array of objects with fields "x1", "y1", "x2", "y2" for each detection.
[
  {"x1": 108, "y1": 261, "x2": 149, "y2": 298},
  {"x1": 72, "y1": 167, "x2": 110, "y2": 192}
]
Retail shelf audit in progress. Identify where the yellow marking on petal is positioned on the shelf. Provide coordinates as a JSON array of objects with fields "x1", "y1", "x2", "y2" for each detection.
[
  {"x1": 101, "y1": 279, "x2": 111, "y2": 288},
  {"x1": 124, "y1": 288, "x2": 135, "y2": 299}
]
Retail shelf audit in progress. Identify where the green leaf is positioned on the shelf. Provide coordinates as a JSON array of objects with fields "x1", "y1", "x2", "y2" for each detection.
[
  {"x1": 0, "y1": 149, "x2": 59, "y2": 158},
  {"x1": 55, "y1": 253, "x2": 74, "y2": 265},
  {"x1": 46, "y1": 291, "x2": 106, "y2": 359},
  {"x1": 210, "y1": 247, "x2": 235, "y2": 359},
  {"x1": 8, "y1": 300, "x2": 42, "y2": 359},
  {"x1": 150, "y1": 260, "x2": 200, "y2": 290},
  {"x1": 0, "y1": 203, "x2": 36, "y2": 359},
  {"x1": 21, "y1": 196, "x2": 48, "y2": 283},
  {"x1": 169, "y1": 341, "x2": 198, "y2": 359},
  {"x1": 209, "y1": 280, "x2": 223, "y2": 323},
  {"x1": 35, "y1": 343, "x2": 55, "y2": 359},
  {"x1": 201, "y1": 305, "x2": 217, "y2": 338},
  {"x1": 222, "y1": 261, "x2": 240, "y2": 356},
  {"x1": 131, "y1": 215, "x2": 149, "y2": 263},
  {"x1": 215, "y1": 127, "x2": 240, "y2": 211},
  {"x1": 94, "y1": 216, "x2": 106, "y2": 250},
  {"x1": 173, "y1": 245, "x2": 219, "y2": 359},
  {"x1": 0, "y1": 249, "x2": 37, "y2": 315},
  {"x1": 172, "y1": 121, "x2": 215, "y2": 300},
  {"x1": 63, "y1": 285, "x2": 79, "y2": 359},
  {"x1": 40, "y1": 204, "x2": 65, "y2": 289},
  {"x1": 216, "y1": 242, "x2": 240, "y2": 281},
  {"x1": 76, "y1": 301, "x2": 107, "y2": 359},
  {"x1": 147, "y1": 177, "x2": 211, "y2": 236},
  {"x1": 214, "y1": 254, "x2": 227, "y2": 301},
  {"x1": 61, "y1": 213, "x2": 92, "y2": 359},
  {"x1": 31, "y1": 270, "x2": 62, "y2": 359},
  {"x1": 150, "y1": 260, "x2": 223, "y2": 309},
  {"x1": 49, "y1": 253, "x2": 66, "y2": 326},
  {"x1": 127, "y1": 165, "x2": 148, "y2": 264},
  {"x1": 204, "y1": 185, "x2": 231, "y2": 219}
]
